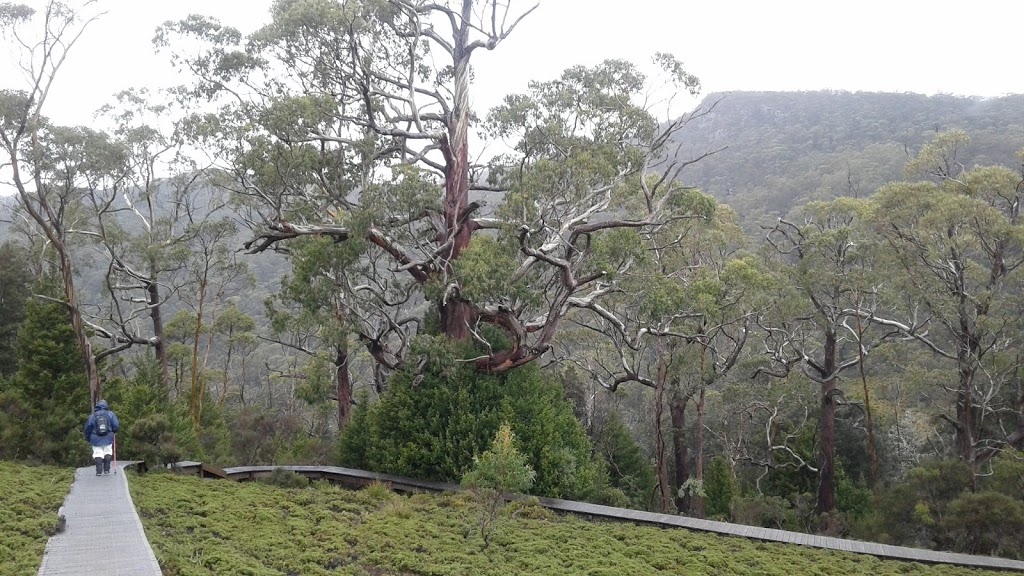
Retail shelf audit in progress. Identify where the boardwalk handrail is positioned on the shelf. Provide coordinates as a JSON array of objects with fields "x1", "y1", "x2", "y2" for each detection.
[{"x1": 166, "y1": 462, "x2": 1024, "y2": 573}]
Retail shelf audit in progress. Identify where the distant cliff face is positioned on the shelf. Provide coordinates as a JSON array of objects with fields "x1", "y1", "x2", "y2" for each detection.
[{"x1": 674, "y1": 91, "x2": 1024, "y2": 226}]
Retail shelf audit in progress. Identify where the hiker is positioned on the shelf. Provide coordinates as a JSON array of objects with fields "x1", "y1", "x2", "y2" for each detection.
[{"x1": 83, "y1": 400, "x2": 120, "y2": 476}]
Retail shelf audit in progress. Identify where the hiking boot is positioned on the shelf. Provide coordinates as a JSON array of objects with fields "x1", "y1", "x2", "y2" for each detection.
[{"x1": 94, "y1": 457, "x2": 103, "y2": 476}]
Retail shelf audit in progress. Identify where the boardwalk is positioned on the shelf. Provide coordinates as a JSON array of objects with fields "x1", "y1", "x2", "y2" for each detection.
[
  {"x1": 37, "y1": 463, "x2": 161, "y2": 576},
  {"x1": 35, "y1": 459, "x2": 1024, "y2": 574},
  {"x1": 176, "y1": 462, "x2": 1024, "y2": 573}
]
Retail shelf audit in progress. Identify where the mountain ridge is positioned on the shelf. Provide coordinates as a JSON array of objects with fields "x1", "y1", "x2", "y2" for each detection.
[{"x1": 676, "y1": 90, "x2": 1024, "y2": 226}]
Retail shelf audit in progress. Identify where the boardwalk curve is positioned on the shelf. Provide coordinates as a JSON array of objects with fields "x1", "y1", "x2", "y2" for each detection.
[
  {"x1": 171, "y1": 461, "x2": 1024, "y2": 573},
  {"x1": 37, "y1": 462, "x2": 161, "y2": 576}
]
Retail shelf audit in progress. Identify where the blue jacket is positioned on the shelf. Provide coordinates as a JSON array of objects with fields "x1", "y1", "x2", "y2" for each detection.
[{"x1": 83, "y1": 401, "x2": 120, "y2": 447}]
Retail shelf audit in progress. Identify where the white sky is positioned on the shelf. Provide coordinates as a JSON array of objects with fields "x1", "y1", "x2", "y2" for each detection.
[{"x1": 22, "y1": 0, "x2": 1024, "y2": 130}]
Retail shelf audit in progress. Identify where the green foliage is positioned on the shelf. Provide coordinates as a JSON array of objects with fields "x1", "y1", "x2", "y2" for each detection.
[
  {"x1": 835, "y1": 467, "x2": 873, "y2": 519},
  {"x1": 0, "y1": 462, "x2": 73, "y2": 575},
  {"x1": 462, "y1": 424, "x2": 536, "y2": 495},
  {"x1": 0, "y1": 289, "x2": 88, "y2": 465},
  {"x1": 256, "y1": 468, "x2": 310, "y2": 489},
  {"x1": 758, "y1": 422, "x2": 818, "y2": 500},
  {"x1": 100, "y1": 356, "x2": 199, "y2": 467},
  {"x1": 226, "y1": 405, "x2": 328, "y2": 466},
  {"x1": 128, "y1": 471, "x2": 1003, "y2": 576},
  {"x1": 987, "y1": 450, "x2": 1024, "y2": 499},
  {"x1": 853, "y1": 456, "x2": 1024, "y2": 557},
  {"x1": 461, "y1": 423, "x2": 536, "y2": 547},
  {"x1": 704, "y1": 455, "x2": 737, "y2": 519},
  {"x1": 452, "y1": 236, "x2": 533, "y2": 306},
  {"x1": 851, "y1": 459, "x2": 971, "y2": 547},
  {"x1": 0, "y1": 242, "x2": 32, "y2": 378},
  {"x1": 192, "y1": 390, "x2": 232, "y2": 466},
  {"x1": 941, "y1": 491, "x2": 1024, "y2": 558},
  {"x1": 336, "y1": 390, "x2": 371, "y2": 469},
  {"x1": 584, "y1": 228, "x2": 648, "y2": 281},
  {"x1": 592, "y1": 409, "x2": 656, "y2": 510},
  {"x1": 732, "y1": 496, "x2": 800, "y2": 531},
  {"x1": 342, "y1": 339, "x2": 602, "y2": 500}
]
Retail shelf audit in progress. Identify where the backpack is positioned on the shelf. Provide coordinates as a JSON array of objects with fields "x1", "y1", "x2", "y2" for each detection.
[{"x1": 95, "y1": 411, "x2": 111, "y2": 436}]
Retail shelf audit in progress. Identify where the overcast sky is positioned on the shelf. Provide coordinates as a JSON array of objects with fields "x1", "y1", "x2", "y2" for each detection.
[{"x1": 9, "y1": 0, "x2": 1024, "y2": 132}]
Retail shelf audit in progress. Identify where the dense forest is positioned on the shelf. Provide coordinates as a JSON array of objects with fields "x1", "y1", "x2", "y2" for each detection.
[
  {"x1": 2, "y1": 0, "x2": 1024, "y2": 562},
  {"x1": 680, "y1": 90, "x2": 1024, "y2": 227}
]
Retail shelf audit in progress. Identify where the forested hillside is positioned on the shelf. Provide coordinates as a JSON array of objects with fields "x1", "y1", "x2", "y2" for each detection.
[
  {"x1": 678, "y1": 91, "x2": 1024, "y2": 226},
  {"x1": 3, "y1": 0, "x2": 1024, "y2": 565}
]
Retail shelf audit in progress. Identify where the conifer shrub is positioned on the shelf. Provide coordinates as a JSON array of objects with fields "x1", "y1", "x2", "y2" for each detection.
[
  {"x1": 101, "y1": 357, "x2": 197, "y2": 467},
  {"x1": 339, "y1": 337, "x2": 604, "y2": 500},
  {"x1": 704, "y1": 455, "x2": 737, "y2": 519},
  {"x1": 3, "y1": 292, "x2": 88, "y2": 465},
  {"x1": 592, "y1": 409, "x2": 656, "y2": 509},
  {"x1": 461, "y1": 423, "x2": 536, "y2": 547},
  {"x1": 336, "y1": 390, "x2": 372, "y2": 469}
]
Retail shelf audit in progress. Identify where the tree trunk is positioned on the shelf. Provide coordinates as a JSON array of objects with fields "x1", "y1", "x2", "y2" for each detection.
[
  {"x1": 670, "y1": 394, "x2": 690, "y2": 514},
  {"x1": 336, "y1": 342, "x2": 352, "y2": 430},
  {"x1": 853, "y1": 300, "x2": 879, "y2": 493},
  {"x1": 11, "y1": 158, "x2": 100, "y2": 408},
  {"x1": 654, "y1": 353, "x2": 671, "y2": 513},
  {"x1": 816, "y1": 328, "x2": 838, "y2": 514},
  {"x1": 956, "y1": 340, "x2": 978, "y2": 491},
  {"x1": 694, "y1": 384, "x2": 707, "y2": 519},
  {"x1": 439, "y1": 1, "x2": 475, "y2": 341},
  {"x1": 146, "y1": 271, "x2": 170, "y2": 393},
  {"x1": 189, "y1": 279, "x2": 207, "y2": 428},
  {"x1": 219, "y1": 328, "x2": 234, "y2": 408},
  {"x1": 61, "y1": 247, "x2": 101, "y2": 406}
]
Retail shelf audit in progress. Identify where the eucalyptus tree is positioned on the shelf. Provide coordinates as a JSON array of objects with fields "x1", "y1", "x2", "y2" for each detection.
[
  {"x1": 263, "y1": 233, "x2": 409, "y2": 429},
  {"x1": 179, "y1": 216, "x2": 253, "y2": 426},
  {"x1": 211, "y1": 298, "x2": 258, "y2": 407},
  {"x1": 158, "y1": 0, "x2": 713, "y2": 379},
  {"x1": 82, "y1": 89, "x2": 212, "y2": 392},
  {"x1": 554, "y1": 201, "x2": 764, "y2": 514},
  {"x1": 869, "y1": 131, "x2": 1024, "y2": 486},
  {"x1": 0, "y1": 0, "x2": 107, "y2": 404},
  {"x1": 761, "y1": 198, "x2": 901, "y2": 514}
]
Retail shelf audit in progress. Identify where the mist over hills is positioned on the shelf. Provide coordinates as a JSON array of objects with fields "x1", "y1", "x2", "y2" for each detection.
[
  {"x1": 675, "y1": 91, "x2": 1024, "y2": 227},
  {"x1": 5, "y1": 90, "x2": 1024, "y2": 260}
]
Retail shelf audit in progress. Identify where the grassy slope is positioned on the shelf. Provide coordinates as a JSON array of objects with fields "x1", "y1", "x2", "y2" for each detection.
[
  {"x1": 128, "y1": 473, "x2": 1004, "y2": 576},
  {"x1": 0, "y1": 462, "x2": 73, "y2": 575}
]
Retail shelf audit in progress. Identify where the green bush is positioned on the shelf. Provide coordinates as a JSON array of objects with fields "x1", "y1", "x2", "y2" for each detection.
[
  {"x1": 340, "y1": 337, "x2": 604, "y2": 500},
  {"x1": 731, "y1": 495, "x2": 799, "y2": 531},
  {"x1": 593, "y1": 409, "x2": 656, "y2": 510},
  {"x1": 850, "y1": 459, "x2": 972, "y2": 548},
  {"x1": 462, "y1": 423, "x2": 536, "y2": 547},
  {"x1": 986, "y1": 450, "x2": 1024, "y2": 499},
  {"x1": 0, "y1": 292, "x2": 88, "y2": 466},
  {"x1": 337, "y1": 390, "x2": 372, "y2": 469},
  {"x1": 256, "y1": 468, "x2": 310, "y2": 489},
  {"x1": 835, "y1": 463, "x2": 873, "y2": 518},
  {"x1": 942, "y1": 491, "x2": 1024, "y2": 558},
  {"x1": 704, "y1": 455, "x2": 737, "y2": 519},
  {"x1": 101, "y1": 357, "x2": 200, "y2": 467}
]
